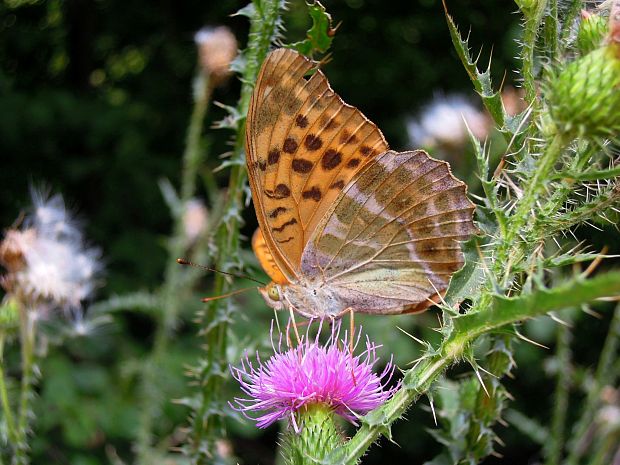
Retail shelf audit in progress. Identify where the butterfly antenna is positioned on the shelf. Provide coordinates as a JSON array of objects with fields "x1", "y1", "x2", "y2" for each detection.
[
  {"x1": 201, "y1": 287, "x2": 257, "y2": 302},
  {"x1": 177, "y1": 258, "x2": 266, "y2": 285}
]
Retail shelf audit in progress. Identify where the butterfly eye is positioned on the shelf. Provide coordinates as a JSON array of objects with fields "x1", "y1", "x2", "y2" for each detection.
[{"x1": 267, "y1": 286, "x2": 280, "y2": 301}]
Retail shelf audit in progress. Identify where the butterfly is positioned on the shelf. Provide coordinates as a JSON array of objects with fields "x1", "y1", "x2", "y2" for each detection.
[{"x1": 246, "y1": 48, "x2": 476, "y2": 319}]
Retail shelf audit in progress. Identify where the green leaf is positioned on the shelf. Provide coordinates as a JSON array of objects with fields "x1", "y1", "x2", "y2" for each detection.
[
  {"x1": 290, "y1": 1, "x2": 336, "y2": 57},
  {"x1": 442, "y1": 2, "x2": 505, "y2": 129},
  {"x1": 505, "y1": 409, "x2": 549, "y2": 445},
  {"x1": 88, "y1": 292, "x2": 160, "y2": 314},
  {"x1": 552, "y1": 165, "x2": 620, "y2": 182},
  {"x1": 422, "y1": 451, "x2": 454, "y2": 465},
  {"x1": 444, "y1": 236, "x2": 487, "y2": 307},
  {"x1": 233, "y1": 2, "x2": 256, "y2": 19},
  {"x1": 451, "y1": 271, "x2": 620, "y2": 339}
]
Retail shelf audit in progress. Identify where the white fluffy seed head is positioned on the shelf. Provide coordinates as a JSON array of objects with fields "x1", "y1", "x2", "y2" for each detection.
[
  {"x1": 407, "y1": 94, "x2": 490, "y2": 150},
  {"x1": 1, "y1": 191, "x2": 103, "y2": 315}
]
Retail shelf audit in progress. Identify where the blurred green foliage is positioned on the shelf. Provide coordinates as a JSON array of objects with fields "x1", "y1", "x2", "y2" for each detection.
[{"x1": 1, "y1": 1, "x2": 618, "y2": 464}]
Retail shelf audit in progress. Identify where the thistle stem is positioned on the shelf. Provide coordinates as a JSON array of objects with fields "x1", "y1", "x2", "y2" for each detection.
[
  {"x1": 521, "y1": 0, "x2": 548, "y2": 104},
  {"x1": 135, "y1": 73, "x2": 213, "y2": 464},
  {"x1": 495, "y1": 132, "x2": 566, "y2": 283},
  {"x1": 544, "y1": 0, "x2": 560, "y2": 62},
  {"x1": 566, "y1": 304, "x2": 620, "y2": 465},
  {"x1": 344, "y1": 354, "x2": 451, "y2": 465},
  {"x1": 188, "y1": 1, "x2": 284, "y2": 462},
  {"x1": 0, "y1": 333, "x2": 18, "y2": 447},
  {"x1": 545, "y1": 322, "x2": 572, "y2": 465},
  {"x1": 14, "y1": 308, "x2": 36, "y2": 465}
]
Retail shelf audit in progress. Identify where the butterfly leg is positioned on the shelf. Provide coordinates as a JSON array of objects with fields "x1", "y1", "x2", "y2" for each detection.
[
  {"x1": 333, "y1": 307, "x2": 357, "y2": 385},
  {"x1": 289, "y1": 305, "x2": 302, "y2": 345},
  {"x1": 273, "y1": 307, "x2": 281, "y2": 334},
  {"x1": 349, "y1": 308, "x2": 358, "y2": 385}
]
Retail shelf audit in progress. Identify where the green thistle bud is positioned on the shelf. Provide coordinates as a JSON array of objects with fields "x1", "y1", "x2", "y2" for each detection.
[
  {"x1": 576, "y1": 12, "x2": 608, "y2": 55},
  {"x1": 547, "y1": 44, "x2": 620, "y2": 139},
  {"x1": 281, "y1": 404, "x2": 345, "y2": 465}
]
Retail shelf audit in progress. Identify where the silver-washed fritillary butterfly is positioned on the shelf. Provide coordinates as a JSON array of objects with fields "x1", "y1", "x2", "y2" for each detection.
[{"x1": 246, "y1": 48, "x2": 476, "y2": 319}]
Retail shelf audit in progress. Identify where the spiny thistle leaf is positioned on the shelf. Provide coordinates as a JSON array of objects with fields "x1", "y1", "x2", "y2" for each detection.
[
  {"x1": 553, "y1": 165, "x2": 620, "y2": 182},
  {"x1": 538, "y1": 183, "x2": 620, "y2": 233},
  {"x1": 543, "y1": 252, "x2": 618, "y2": 270},
  {"x1": 442, "y1": 1, "x2": 509, "y2": 134},
  {"x1": 88, "y1": 292, "x2": 161, "y2": 314},
  {"x1": 444, "y1": 236, "x2": 488, "y2": 308},
  {"x1": 504, "y1": 409, "x2": 549, "y2": 445},
  {"x1": 427, "y1": 338, "x2": 512, "y2": 464},
  {"x1": 451, "y1": 271, "x2": 620, "y2": 339},
  {"x1": 290, "y1": 1, "x2": 336, "y2": 57}
]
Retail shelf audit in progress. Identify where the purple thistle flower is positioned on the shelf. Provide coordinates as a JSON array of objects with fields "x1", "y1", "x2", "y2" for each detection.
[{"x1": 230, "y1": 323, "x2": 397, "y2": 432}]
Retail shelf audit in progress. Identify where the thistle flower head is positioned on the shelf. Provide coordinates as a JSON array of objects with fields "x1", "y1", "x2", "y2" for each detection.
[
  {"x1": 231, "y1": 323, "x2": 397, "y2": 432},
  {"x1": 194, "y1": 26, "x2": 237, "y2": 85},
  {"x1": 0, "y1": 191, "x2": 102, "y2": 317}
]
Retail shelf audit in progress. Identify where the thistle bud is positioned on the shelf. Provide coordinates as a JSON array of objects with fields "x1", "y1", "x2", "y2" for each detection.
[
  {"x1": 182, "y1": 198, "x2": 208, "y2": 245},
  {"x1": 281, "y1": 404, "x2": 344, "y2": 465},
  {"x1": 547, "y1": 44, "x2": 620, "y2": 139},
  {"x1": 576, "y1": 10, "x2": 607, "y2": 55},
  {"x1": 194, "y1": 26, "x2": 237, "y2": 86}
]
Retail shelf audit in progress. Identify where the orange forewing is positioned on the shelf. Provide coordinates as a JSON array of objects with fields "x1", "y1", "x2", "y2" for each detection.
[
  {"x1": 251, "y1": 228, "x2": 288, "y2": 284},
  {"x1": 246, "y1": 48, "x2": 388, "y2": 281}
]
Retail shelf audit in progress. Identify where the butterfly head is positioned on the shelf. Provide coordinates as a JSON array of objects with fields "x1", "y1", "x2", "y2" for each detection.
[
  {"x1": 259, "y1": 281, "x2": 339, "y2": 319},
  {"x1": 259, "y1": 282, "x2": 285, "y2": 311}
]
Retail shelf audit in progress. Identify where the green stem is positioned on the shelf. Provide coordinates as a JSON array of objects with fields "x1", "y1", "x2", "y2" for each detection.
[
  {"x1": 543, "y1": 0, "x2": 559, "y2": 62},
  {"x1": 340, "y1": 272, "x2": 620, "y2": 465},
  {"x1": 343, "y1": 355, "x2": 451, "y2": 465},
  {"x1": 495, "y1": 133, "x2": 566, "y2": 282},
  {"x1": 560, "y1": 0, "x2": 584, "y2": 46},
  {"x1": 14, "y1": 308, "x2": 36, "y2": 465},
  {"x1": 552, "y1": 165, "x2": 620, "y2": 182},
  {"x1": 539, "y1": 140, "x2": 593, "y2": 218},
  {"x1": 521, "y1": 0, "x2": 548, "y2": 104},
  {"x1": 0, "y1": 334, "x2": 18, "y2": 448},
  {"x1": 538, "y1": 183, "x2": 620, "y2": 236},
  {"x1": 188, "y1": 1, "x2": 284, "y2": 462},
  {"x1": 135, "y1": 74, "x2": 213, "y2": 463},
  {"x1": 590, "y1": 432, "x2": 620, "y2": 465},
  {"x1": 566, "y1": 304, "x2": 620, "y2": 465},
  {"x1": 545, "y1": 322, "x2": 571, "y2": 465}
]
